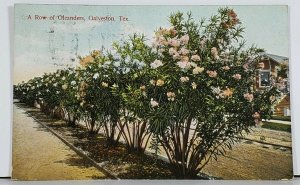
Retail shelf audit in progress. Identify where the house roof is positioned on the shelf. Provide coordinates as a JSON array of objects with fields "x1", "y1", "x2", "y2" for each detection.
[{"x1": 259, "y1": 52, "x2": 289, "y2": 64}]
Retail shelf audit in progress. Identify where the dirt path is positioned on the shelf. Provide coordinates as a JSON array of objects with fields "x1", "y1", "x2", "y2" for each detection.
[
  {"x1": 12, "y1": 105, "x2": 107, "y2": 180},
  {"x1": 202, "y1": 141, "x2": 293, "y2": 180}
]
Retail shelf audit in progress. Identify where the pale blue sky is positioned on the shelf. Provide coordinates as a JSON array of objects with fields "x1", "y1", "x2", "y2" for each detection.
[{"x1": 14, "y1": 4, "x2": 288, "y2": 84}]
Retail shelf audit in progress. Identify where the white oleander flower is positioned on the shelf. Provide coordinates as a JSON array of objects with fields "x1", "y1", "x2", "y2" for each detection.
[
  {"x1": 62, "y1": 84, "x2": 68, "y2": 90},
  {"x1": 180, "y1": 76, "x2": 189, "y2": 83},
  {"x1": 150, "y1": 80, "x2": 156, "y2": 86},
  {"x1": 191, "y1": 82, "x2": 197, "y2": 89},
  {"x1": 166, "y1": 92, "x2": 176, "y2": 101},
  {"x1": 150, "y1": 98, "x2": 159, "y2": 108},
  {"x1": 232, "y1": 74, "x2": 242, "y2": 80},
  {"x1": 191, "y1": 55, "x2": 201, "y2": 62},
  {"x1": 177, "y1": 61, "x2": 191, "y2": 70},
  {"x1": 179, "y1": 48, "x2": 190, "y2": 56},
  {"x1": 180, "y1": 34, "x2": 189, "y2": 45},
  {"x1": 93, "y1": 73, "x2": 100, "y2": 79},
  {"x1": 150, "y1": 59, "x2": 163, "y2": 69}
]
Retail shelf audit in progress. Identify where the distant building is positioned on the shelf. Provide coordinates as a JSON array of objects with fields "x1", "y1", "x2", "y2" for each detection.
[
  {"x1": 255, "y1": 52, "x2": 289, "y2": 91},
  {"x1": 255, "y1": 53, "x2": 290, "y2": 116},
  {"x1": 274, "y1": 95, "x2": 290, "y2": 117}
]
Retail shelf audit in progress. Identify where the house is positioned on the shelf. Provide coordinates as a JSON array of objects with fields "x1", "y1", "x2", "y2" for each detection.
[
  {"x1": 255, "y1": 52, "x2": 290, "y2": 116},
  {"x1": 274, "y1": 95, "x2": 290, "y2": 116},
  {"x1": 255, "y1": 53, "x2": 289, "y2": 90}
]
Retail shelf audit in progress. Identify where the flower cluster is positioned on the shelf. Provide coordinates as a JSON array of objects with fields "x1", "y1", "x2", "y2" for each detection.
[{"x1": 221, "y1": 9, "x2": 240, "y2": 29}]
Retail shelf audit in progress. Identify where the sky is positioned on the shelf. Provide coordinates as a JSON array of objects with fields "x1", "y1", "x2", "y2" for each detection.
[{"x1": 14, "y1": 4, "x2": 289, "y2": 84}]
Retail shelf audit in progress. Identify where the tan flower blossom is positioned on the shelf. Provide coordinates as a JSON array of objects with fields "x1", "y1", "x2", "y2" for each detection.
[
  {"x1": 193, "y1": 67, "x2": 205, "y2": 75},
  {"x1": 220, "y1": 88, "x2": 233, "y2": 98},
  {"x1": 156, "y1": 79, "x2": 165, "y2": 86},
  {"x1": 101, "y1": 82, "x2": 109, "y2": 88},
  {"x1": 79, "y1": 55, "x2": 94, "y2": 67},
  {"x1": 166, "y1": 92, "x2": 176, "y2": 101},
  {"x1": 140, "y1": 85, "x2": 146, "y2": 91},
  {"x1": 207, "y1": 70, "x2": 218, "y2": 78}
]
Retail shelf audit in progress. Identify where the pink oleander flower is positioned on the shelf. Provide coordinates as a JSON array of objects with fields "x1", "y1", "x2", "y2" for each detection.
[
  {"x1": 222, "y1": 66, "x2": 230, "y2": 71},
  {"x1": 180, "y1": 34, "x2": 189, "y2": 45},
  {"x1": 211, "y1": 47, "x2": 220, "y2": 60},
  {"x1": 166, "y1": 92, "x2": 176, "y2": 101},
  {"x1": 243, "y1": 63, "x2": 249, "y2": 70},
  {"x1": 168, "y1": 38, "x2": 180, "y2": 47},
  {"x1": 191, "y1": 55, "x2": 201, "y2": 62},
  {"x1": 156, "y1": 79, "x2": 165, "y2": 86},
  {"x1": 232, "y1": 74, "x2": 242, "y2": 80},
  {"x1": 193, "y1": 66, "x2": 205, "y2": 74},
  {"x1": 150, "y1": 59, "x2": 163, "y2": 69},
  {"x1": 177, "y1": 60, "x2": 191, "y2": 70},
  {"x1": 158, "y1": 48, "x2": 165, "y2": 54},
  {"x1": 243, "y1": 93, "x2": 254, "y2": 102},
  {"x1": 169, "y1": 26, "x2": 177, "y2": 36},
  {"x1": 179, "y1": 48, "x2": 190, "y2": 56},
  {"x1": 220, "y1": 88, "x2": 233, "y2": 98},
  {"x1": 150, "y1": 98, "x2": 159, "y2": 108},
  {"x1": 180, "y1": 76, "x2": 190, "y2": 82},
  {"x1": 211, "y1": 47, "x2": 218, "y2": 55},
  {"x1": 200, "y1": 38, "x2": 207, "y2": 48},
  {"x1": 207, "y1": 70, "x2": 218, "y2": 78},
  {"x1": 173, "y1": 53, "x2": 181, "y2": 60},
  {"x1": 169, "y1": 47, "x2": 177, "y2": 55}
]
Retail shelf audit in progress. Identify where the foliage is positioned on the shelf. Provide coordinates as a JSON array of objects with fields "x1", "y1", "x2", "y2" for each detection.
[
  {"x1": 271, "y1": 115, "x2": 291, "y2": 121},
  {"x1": 262, "y1": 122, "x2": 291, "y2": 133}
]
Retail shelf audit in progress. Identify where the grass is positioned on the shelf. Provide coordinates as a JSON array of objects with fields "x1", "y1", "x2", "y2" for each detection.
[
  {"x1": 262, "y1": 121, "x2": 291, "y2": 133},
  {"x1": 271, "y1": 115, "x2": 291, "y2": 121}
]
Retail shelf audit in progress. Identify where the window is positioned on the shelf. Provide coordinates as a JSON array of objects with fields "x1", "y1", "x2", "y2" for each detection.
[{"x1": 260, "y1": 71, "x2": 270, "y2": 87}]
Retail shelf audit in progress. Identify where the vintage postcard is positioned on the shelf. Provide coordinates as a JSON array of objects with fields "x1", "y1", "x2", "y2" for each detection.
[{"x1": 13, "y1": 4, "x2": 292, "y2": 180}]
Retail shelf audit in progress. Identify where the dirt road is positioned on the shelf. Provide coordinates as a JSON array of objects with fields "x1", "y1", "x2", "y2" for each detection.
[
  {"x1": 202, "y1": 141, "x2": 293, "y2": 179},
  {"x1": 12, "y1": 105, "x2": 107, "y2": 180}
]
